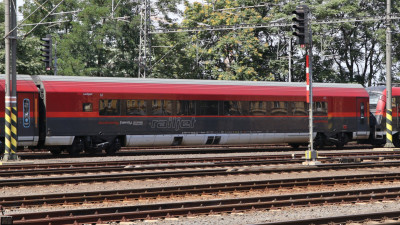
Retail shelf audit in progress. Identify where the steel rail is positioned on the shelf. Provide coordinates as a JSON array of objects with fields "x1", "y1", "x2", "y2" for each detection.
[
  {"x1": 2, "y1": 165, "x2": 400, "y2": 188},
  {"x1": 0, "y1": 159, "x2": 307, "y2": 177},
  {"x1": 9, "y1": 186, "x2": 400, "y2": 225},
  {"x1": 3, "y1": 150, "x2": 400, "y2": 171},
  {"x1": 2, "y1": 157, "x2": 400, "y2": 178},
  {"x1": 3, "y1": 174, "x2": 400, "y2": 209},
  {"x1": 254, "y1": 211, "x2": 400, "y2": 225}
]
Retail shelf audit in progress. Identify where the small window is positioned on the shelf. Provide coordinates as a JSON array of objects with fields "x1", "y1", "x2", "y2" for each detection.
[
  {"x1": 223, "y1": 101, "x2": 243, "y2": 115},
  {"x1": 313, "y1": 101, "x2": 327, "y2": 116},
  {"x1": 83, "y1": 103, "x2": 93, "y2": 112},
  {"x1": 250, "y1": 101, "x2": 266, "y2": 115},
  {"x1": 126, "y1": 100, "x2": 146, "y2": 115},
  {"x1": 152, "y1": 100, "x2": 172, "y2": 115},
  {"x1": 99, "y1": 99, "x2": 121, "y2": 116},
  {"x1": 271, "y1": 101, "x2": 288, "y2": 115},
  {"x1": 198, "y1": 101, "x2": 219, "y2": 115},
  {"x1": 178, "y1": 101, "x2": 196, "y2": 115},
  {"x1": 292, "y1": 101, "x2": 307, "y2": 116}
]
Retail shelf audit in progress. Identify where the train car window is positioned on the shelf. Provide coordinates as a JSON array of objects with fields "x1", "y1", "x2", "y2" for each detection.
[
  {"x1": 178, "y1": 100, "x2": 196, "y2": 115},
  {"x1": 271, "y1": 101, "x2": 288, "y2": 115},
  {"x1": 23, "y1": 99, "x2": 30, "y2": 128},
  {"x1": 99, "y1": 99, "x2": 121, "y2": 116},
  {"x1": 360, "y1": 102, "x2": 365, "y2": 120},
  {"x1": 152, "y1": 100, "x2": 173, "y2": 115},
  {"x1": 250, "y1": 101, "x2": 266, "y2": 115},
  {"x1": 82, "y1": 103, "x2": 93, "y2": 112},
  {"x1": 313, "y1": 102, "x2": 327, "y2": 116},
  {"x1": 292, "y1": 102, "x2": 307, "y2": 116},
  {"x1": 223, "y1": 101, "x2": 242, "y2": 115},
  {"x1": 126, "y1": 100, "x2": 146, "y2": 115},
  {"x1": 198, "y1": 101, "x2": 219, "y2": 115}
]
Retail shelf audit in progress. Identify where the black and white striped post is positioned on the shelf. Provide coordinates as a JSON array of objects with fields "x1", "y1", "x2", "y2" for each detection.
[{"x1": 3, "y1": 0, "x2": 18, "y2": 161}]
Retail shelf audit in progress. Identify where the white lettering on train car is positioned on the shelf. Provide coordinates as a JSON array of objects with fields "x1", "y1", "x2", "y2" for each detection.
[{"x1": 150, "y1": 117, "x2": 196, "y2": 131}]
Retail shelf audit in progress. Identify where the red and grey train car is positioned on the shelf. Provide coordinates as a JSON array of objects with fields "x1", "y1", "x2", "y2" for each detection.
[
  {"x1": 0, "y1": 75, "x2": 370, "y2": 155},
  {"x1": 371, "y1": 87, "x2": 400, "y2": 147}
]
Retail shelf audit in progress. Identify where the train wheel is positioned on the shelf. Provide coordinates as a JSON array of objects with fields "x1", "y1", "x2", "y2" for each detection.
[
  {"x1": 0, "y1": 140, "x2": 4, "y2": 155},
  {"x1": 393, "y1": 133, "x2": 400, "y2": 148},
  {"x1": 49, "y1": 147, "x2": 62, "y2": 156},
  {"x1": 335, "y1": 133, "x2": 348, "y2": 150},
  {"x1": 68, "y1": 138, "x2": 84, "y2": 156},
  {"x1": 313, "y1": 133, "x2": 325, "y2": 150},
  {"x1": 106, "y1": 138, "x2": 121, "y2": 155}
]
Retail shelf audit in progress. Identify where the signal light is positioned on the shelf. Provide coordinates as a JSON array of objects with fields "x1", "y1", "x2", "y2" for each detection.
[
  {"x1": 292, "y1": 5, "x2": 309, "y2": 45},
  {"x1": 40, "y1": 34, "x2": 52, "y2": 71}
]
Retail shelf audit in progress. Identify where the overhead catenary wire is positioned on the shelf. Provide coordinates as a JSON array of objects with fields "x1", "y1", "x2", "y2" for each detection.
[
  {"x1": 150, "y1": 15, "x2": 400, "y2": 34},
  {"x1": 23, "y1": 0, "x2": 65, "y2": 39}
]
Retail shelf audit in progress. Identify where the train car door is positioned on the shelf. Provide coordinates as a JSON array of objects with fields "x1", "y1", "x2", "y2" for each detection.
[
  {"x1": 18, "y1": 92, "x2": 38, "y2": 146},
  {"x1": 356, "y1": 98, "x2": 369, "y2": 133}
]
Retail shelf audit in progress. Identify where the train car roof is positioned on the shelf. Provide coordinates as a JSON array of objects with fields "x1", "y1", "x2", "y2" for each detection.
[
  {"x1": 1, "y1": 75, "x2": 368, "y2": 98},
  {"x1": 0, "y1": 75, "x2": 39, "y2": 92}
]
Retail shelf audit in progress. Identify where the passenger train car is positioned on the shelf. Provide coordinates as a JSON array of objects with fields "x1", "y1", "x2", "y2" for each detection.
[
  {"x1": 371, "y1": 86, "x2": 400, "y2": 147},
  {"x1": 0, "y1": 75, "x2": 370, "y2": 155}
]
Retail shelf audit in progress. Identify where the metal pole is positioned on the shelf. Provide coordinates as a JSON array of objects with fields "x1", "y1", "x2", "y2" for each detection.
[
  {"x1": 288, "y1": 38, "x2": 292, "y2": 82},
  {"x1": 384, "y1": 0, "x2": 394, "y2": 148},
  {"x1": 3, "y1": 0, "x2": 11, "y2": 161},
  {"x1": 54, "y1": 41, "x2": 58, "y2": 76},
  {"x1": 3, "y1": 0, "x2": 18, "y2": 161},
  {"x1": 10, "y1": 0, "x2": 18, "y2": 160},
  {"x1": 303, "y1": 5, "x2": 318, "y2": 164}
]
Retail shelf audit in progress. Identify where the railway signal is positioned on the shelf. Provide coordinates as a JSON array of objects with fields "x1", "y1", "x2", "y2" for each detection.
[
  {"x1": 40, "y1": 34, "x2": 52, "y2": 71},
  {"x1": 292, "y1": 5, "x2": 309, "y2": 45}
]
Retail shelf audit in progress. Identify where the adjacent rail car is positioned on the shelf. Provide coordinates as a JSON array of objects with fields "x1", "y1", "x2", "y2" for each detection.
[
  {"x1": 0, "y1": 75, "x2": 40, "y2": 150},
  {"x1": 0, "y1": 75, "x2": 370, "y2": 155},
  {"x1": 373, "y1": 87, "x2": 400, "y2": 147}
]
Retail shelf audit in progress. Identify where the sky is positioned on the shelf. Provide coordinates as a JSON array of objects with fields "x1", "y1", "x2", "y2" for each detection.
[{"x1": 0, "y1": 0, "x2": 24, "y2": 20}]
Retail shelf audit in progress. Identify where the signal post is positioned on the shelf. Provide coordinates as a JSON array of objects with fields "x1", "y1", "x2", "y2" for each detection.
[
  {"x1": 3, "y1": 0, "x2": 18, "y2": 161},
  {"x1": 292, "y1": 5, "x2": 320, "y2": 164}
]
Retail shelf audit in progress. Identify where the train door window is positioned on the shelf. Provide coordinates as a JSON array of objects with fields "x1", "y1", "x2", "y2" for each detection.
[
  {"x1": 126, "y1": 100, "x2": 146, "y2": 115},
  {"x1": 198, "y1": 101, "x2": 219, "y2": 115},
  {"x1": 360, "y1": 102, "x2": 365, "y2": 123},
  {"x1": 99, "y1": 99, "x2": 121, "y2": 116},
  {"x1": 178, "y1": 100, "x2": 196, "y2": 115},
  {"x1": 23, "y1": 99, "x2": 30, "y2": 128},
  {"x1": 313, "y1": 102, "x2": 327, "y2": 116},
  {"x1": 82, "y1": 103, "x2": 93, "y2": 112}
]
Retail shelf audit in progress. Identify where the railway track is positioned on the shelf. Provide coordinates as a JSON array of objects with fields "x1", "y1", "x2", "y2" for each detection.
[
  {"x1": 3, "y1": 159, "x2": 400, "y2": 181},
  {"x1": 17, "y1": 143, "x2": 375, "y2": 158},
  {"x1": 2, "y1": 150, "x2": 400, "y2": 172},
  {"x1": 2, "y1": 163, "x2": 400, "y2": 187},
  {"x1": 258, "y1": 211, "x2": 400, "y2": 225},
  {"x1": 9, "y1": 186, "x2": 400, "y2": 225},
  {"x1": 3, "y1": 173, "x2": 400, "y2": 209}
]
